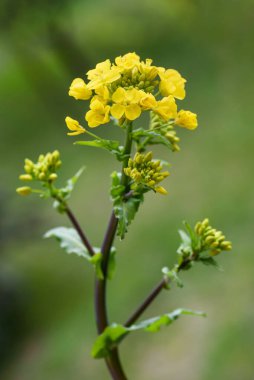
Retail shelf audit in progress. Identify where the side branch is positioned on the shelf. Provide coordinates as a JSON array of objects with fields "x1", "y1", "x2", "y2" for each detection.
[
  {"x1": 124, "y1": 257, "x2": 192, "y2": 327},
  {"x1": 124, "y1": 278, "x2": 167, "y2": 327}
]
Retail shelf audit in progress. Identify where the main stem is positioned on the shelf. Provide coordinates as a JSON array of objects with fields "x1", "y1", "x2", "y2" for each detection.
[{"x1": 94, "y1": 123, "x2": 133, "y2": 380}]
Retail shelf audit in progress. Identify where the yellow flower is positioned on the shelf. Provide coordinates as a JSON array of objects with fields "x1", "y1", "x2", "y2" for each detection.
[
  {"x1": 154, "y1": 96, "x2": 177, "y2": 121},
  {"x1": 140, "y1": 92, "x2": 157, "y2": 110},
  {"x1": 91, "y1": 85, "x2": 110, "y2": 105},
  {"x1": 159, "y1": 69, "x2": 186, "y2": 99},
  {"x1": 85, "y1": 99, "x2": 111, "y2": 128},
  {"x1": 115, "y1": 52, "x2": 140, "y2": 70},
  {"x1": 139, "y1": 59, "x2": 158, "y2": 80},
  {"x1": 87, "y1": 59, "x2": 121, "y2": 90},
  {"x1": 65, "y1": 116, "x2": 86, "y2": 136},
  {"x1": 68, "y1": 78, "x2": 92, "y2": 100},
  {"x1": 111, "y1": 87, "x2": 143, "y2": 120},
  {"x1": 175, "y1": 110, "x2": 198, "y2": 130}
]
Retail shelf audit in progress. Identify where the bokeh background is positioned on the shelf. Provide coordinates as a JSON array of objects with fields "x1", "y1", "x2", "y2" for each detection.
[{"x1": 1, "y1": 0, "x2": 254, "y2": 379}]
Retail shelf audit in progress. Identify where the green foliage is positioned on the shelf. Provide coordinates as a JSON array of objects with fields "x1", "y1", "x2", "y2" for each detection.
[
  {"x1": 162, "y1": 266, "x2": 184, "y2": 288},
  {"x1": 92, "y1": 308, "x2": 205, "y2": 358},
  {"x1": 44, "y1": 227, "x2": 104, "y2": 279},
  {"x1": 75, "y1": 139, "x2": 124, "y2": 161},
  {"x1": 53, "y1": 167, "x2": 85, "y2": 213},
  {"x1": 110, "y1": 171, "x2": 143, "y2": 239},
  {"x1": 132, "y1": 128, "x2": 174, "y2": 152}
]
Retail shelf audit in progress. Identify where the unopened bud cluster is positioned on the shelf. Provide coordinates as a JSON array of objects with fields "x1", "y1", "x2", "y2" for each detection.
[
  {"x1": 150, "y1": 112, "x2": 180, "y2": 152},
  {"x1": 195, "y1": 218, "x2": 232, "y2": 256},
  {"x1": 124, "y1": 152, "x2": 169, "y2": 194},
  {"x1": 16, "y1": 151, "x2": 61, "y2": 196}
]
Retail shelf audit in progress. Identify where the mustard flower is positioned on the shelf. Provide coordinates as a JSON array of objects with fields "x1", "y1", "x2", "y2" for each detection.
[
  {"x1": 68, "y1": 78, "x2": 92, "y2": 100},
  {"x1": 111, "y1": 87, "x2": 143, "y2": 121},
  {"x1": 65, "y1": 116, "x2": 86, "y2": 136},
  {"x1": 175, "y1": 110, "x2": 198, "y2": 130},
  {"x1": 159, "y1": 69, "x2": 186, "y2": 100},
  {"x1": 139, "y1": 59, "x2": 158, "y2": 80},
  {"x1": 86, "y1": 60, "x2": 121, "y2": 90},
  {"x1": 85, "y1": 99, "x2": 111, "y2": 128},
  {"x1": 140, "y1": 92, "x2": 157, "y2": 110},
  {"x1": 154, "y1": 96, "x2": 177, "y2": 121},
  {"x1": 115, "y1": 52, "x2": 141, "y2": 70}
]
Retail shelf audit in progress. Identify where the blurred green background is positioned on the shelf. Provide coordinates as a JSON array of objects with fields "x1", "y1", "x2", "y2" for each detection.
[{"x1": 1, "y1": 0, "x2": 254, "y2": 379}]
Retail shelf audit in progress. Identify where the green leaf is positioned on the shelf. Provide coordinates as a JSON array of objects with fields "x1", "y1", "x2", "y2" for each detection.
[
  {"x1": 177, "y1": 229, "x2": 193, "y2": 256},
  {"x1": 75, "y1": 139, "x2": 124, "y2": 160},
  {"x1": 90, "y1": 252, "x2": 104, "y2": 280},
  {"x1": 44, "y1": 227, "x2": 103, "y2": 278},
  {"x1": 107, "y1": 247, "x2": 117, "y2": 280},
  {"x1": 92, "y1": 308, "x2": 205, "y2": 358},
  {"x1": 92, "y1": 324, "x2": 128, "y2": 359},
  {"x1": 64, "y1": 166, "x2": 85, "y2": 197},
  {"x1": 198, "y1": 256, "x2": 222, "y2": 270},
  {"x1": 44, "y1": 227, "x2": 91, "y2": 260},
  {"x1": 110, "y1": 171, "x2": 143, "y2": 239},
  {"x1": 52, "y1": 167, "x2": 85, "y2": 213},
  {"x1": 132, "y1": 128, "x2": 174, "y2": 151},
  {"x1": 162, "y1": 266, "x2": 184, "y2": 288},
  {"x1": 114, "y1": 196, "x2": 143, "y2": 240}
]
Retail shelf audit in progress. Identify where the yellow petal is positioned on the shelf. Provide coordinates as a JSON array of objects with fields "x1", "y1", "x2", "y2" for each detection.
[
  {"x1": 125, "y1": 104, "x2": 141, "y2": 120},
  {"x1": 112, "y1": 87, "x2": 126, "y2": 103},
  {"x1": 111, "y1": 104, "x2": 125, "y2": 119}
]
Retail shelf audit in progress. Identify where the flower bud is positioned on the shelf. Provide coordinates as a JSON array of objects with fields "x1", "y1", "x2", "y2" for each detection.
[
  {"x1": 16, "y1": 186, "x2": 32, "y2": 196},
  {"x1": 19, "y1": 174, "x2": 33, "y2": 181}
]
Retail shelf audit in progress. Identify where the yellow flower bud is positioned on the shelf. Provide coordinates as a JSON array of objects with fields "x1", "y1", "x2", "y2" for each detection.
[
  {"x1": 155, "y1": 186, "x2": 168, "y2": 195},
  {"x1": 16, "y1": 186, "x2": 32, "y2": 196},
  {"x1": 48, "y1": 173, "x2": 58, "y2": 181},
  {"x1": 65, "y1": 116, "x2": 86, "y2": 136},
  {"x1": 38, "y1": 173, "x2": 46, "y2": 181},
  {"x1": 19, "y1": 174, "x2": 33, "y2": 181}
]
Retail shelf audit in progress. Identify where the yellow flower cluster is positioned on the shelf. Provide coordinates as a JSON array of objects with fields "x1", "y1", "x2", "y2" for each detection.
[
  {"x1": 16, "y1": 151, "x2": 61, "y2": 195},
  {"x1": 195, "y1": 218, "x2": 232, "y2": 256},
  {"x1": 66, "y1": 52, "x2": 197, "y2": 132},
  {"x1": 124, "y1": 152, "x2": 169, "y2": 195}
]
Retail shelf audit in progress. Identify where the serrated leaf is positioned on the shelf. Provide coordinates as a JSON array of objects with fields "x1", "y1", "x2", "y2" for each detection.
[
  {"x1": 44, "y1": 227, "x2": 103, "y2": 278},
  {"x1": 75, "y1": 139, "x2": 123, "y2": 160},
  {"x1": 92, "y1": 308, "x2": 205, "y2": 358},
  {"x1": 44, "y1": 227, "x2": 91, "y2": 260}
]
